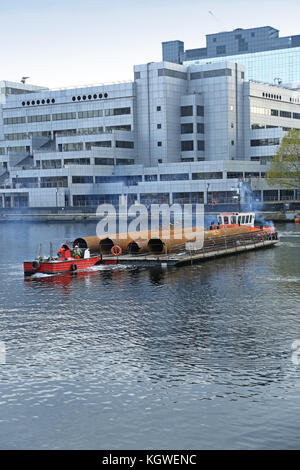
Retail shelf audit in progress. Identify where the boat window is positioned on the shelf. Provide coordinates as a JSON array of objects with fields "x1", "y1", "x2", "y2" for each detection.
[
  {"x1": 241, "y1": 216, "x2": 245, "y2": 223},
  {"x1": 249, "y1": 215, "x2": 252, "y2": 223},
  {"x1": 238, "y1": 216, "x2": 241, "y2": 224},
  {"x1": 218, "y1": 216, "x2": 222, "y2": 224},
  {"x1": 224, "y1": 216, "x2": 229, "y2": 224},
  {"x1": 231, "y1": 216, "x2": 236, "y2": 224},
  {"x1": 245, "y1": 215, "x2": 249, "y2": 223}
]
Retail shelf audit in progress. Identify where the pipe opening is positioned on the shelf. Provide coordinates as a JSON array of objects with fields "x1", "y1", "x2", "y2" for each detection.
[
  {"x1": 127, "y1": 241, "x2": 140, "y2": 254},
  {"x1": 148, "y1": 238, "x2": 164, "y2": 254},
  {"x1": 100, "y1": 238, "x2": 115, "y2": 254},
  {"x1": 73, "y1": 238, "x2": 88, "y2": 249}
]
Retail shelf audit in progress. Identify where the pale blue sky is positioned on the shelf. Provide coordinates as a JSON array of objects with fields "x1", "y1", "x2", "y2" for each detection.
[{"x1": 1, "y1": 0, "x2": 300, "y2": 88}]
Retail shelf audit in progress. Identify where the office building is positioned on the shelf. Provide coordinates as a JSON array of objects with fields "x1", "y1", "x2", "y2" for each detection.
[{"x1": 1, "y1": 28, "x2": 300, "y2": 210}]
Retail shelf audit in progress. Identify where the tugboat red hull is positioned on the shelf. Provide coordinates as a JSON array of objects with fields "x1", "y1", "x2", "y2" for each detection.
[{"x1": 23, "y1": 255, "x2": 109, "y2": 276}]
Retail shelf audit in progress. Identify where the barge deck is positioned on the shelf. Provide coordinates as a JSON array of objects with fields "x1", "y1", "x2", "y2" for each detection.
[{"x1": 102, "y1": 230, "x2": 278, "y2": 267}]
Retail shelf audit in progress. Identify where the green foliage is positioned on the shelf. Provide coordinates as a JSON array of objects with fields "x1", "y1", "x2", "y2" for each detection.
[{"x1": 266, "y1": 129, "x2": 300, "y2": 189}]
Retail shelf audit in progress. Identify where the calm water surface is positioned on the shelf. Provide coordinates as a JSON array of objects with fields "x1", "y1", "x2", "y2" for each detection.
[{"x1": 0, "y1": 221, "x2": 299, "y2": 449}]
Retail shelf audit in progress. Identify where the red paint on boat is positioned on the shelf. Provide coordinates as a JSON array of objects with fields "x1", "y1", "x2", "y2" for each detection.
[{"x1": 24, "y1": 255, "x2": 103, "y2": 276}]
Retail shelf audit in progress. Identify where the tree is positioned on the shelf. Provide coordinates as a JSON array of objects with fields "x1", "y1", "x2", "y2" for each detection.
[{"x1": 266, "y1": 128, "x2": 300, "y2": 189}]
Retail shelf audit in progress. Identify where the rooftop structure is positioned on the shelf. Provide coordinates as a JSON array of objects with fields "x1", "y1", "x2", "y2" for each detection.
[{"x1": 162, "y1": 26, "x2": 300, "y2": 85}]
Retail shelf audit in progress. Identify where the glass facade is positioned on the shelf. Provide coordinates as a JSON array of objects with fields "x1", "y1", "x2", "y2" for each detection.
[
  {"x1": 162, "y1": 40, "x2": 184, "y2": 64},
  {"x1": 184, "y1": 47, "x2": 300, "y2": 84}
]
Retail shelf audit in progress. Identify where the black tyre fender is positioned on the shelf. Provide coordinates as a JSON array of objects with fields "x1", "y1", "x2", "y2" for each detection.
[
  {"x1": 31, "y1": 260, "x2": 40, "y2": 270},
  {"x1": 70, "y1": 263, "x2": 77, "y2": 272}
]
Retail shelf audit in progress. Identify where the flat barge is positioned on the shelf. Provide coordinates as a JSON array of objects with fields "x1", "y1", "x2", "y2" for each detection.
[{"x1": 101, "y1": 230, "x2": 278, "y2": 267}]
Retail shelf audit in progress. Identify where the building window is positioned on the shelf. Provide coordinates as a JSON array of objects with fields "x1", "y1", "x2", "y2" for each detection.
[
  {"x1": 36, "y1": 160, "x2": 61, "y2": 169},
  {"x1": 157, "y1": 141, "x2": 162, "y2": 147},
  {"x1": 251, "y1": 138, "x2": 280, "y2": 147},
  {"x1": 7, "y1": 146, "x2": 27, "y2": 153},
  {"x1": 158, "y1": 68, "x2": 187, "y2": 80},
  {"x1": 61, "y1": 142, "x2": 84, "y2": 152},
  {"x1": 134, "y1": 71, "x2": 141, "y2": 79},
  {"x1": 52, "y1": 112, "x2": 76, "y2": 121},
  {"x1": 104, "y1": 107, "x2": 131, "y2": 116},
  {"x1": 112, "y1": 107, "x2": 131, "y2": 115},
  {"x1": 192, "y1": 172, "x2": 222, "y2": 180},
  {"x1": 106, "y1": 125, "x2": 131, "y2": 132},
  {"x1": 231, "y1": 140, "x2": 235, "y2": 146},
  {"x1": 280, "y1": 190, "x2": 295, "y2": 201},
  {"x1": 227, "y1": 172, "x2": 243, "y2": 179},
  {"x1": 191, "y1": 69, "x2": 232, "y2": 80},
  {"x1": 78, "y1": 110, "x2": 102, "y2": 118},
  {"x1": 3, "y1": 116, "x2": 26, "y2": 125},
  {"x1": 263, "y1": 190, "x2": 278, "y2": 202},
  {"x1": 280, "y1": 111, "x2": 292, "y2": 118},
  {"x1": 157, "y1": 106, "x2": 161, "y2": 111},
  {"x1": 116, "y1": 159, "x2": 134, "y2": 165},
  {"x1": 12, "y1": 177, "x2": 38, "y2": 187},
  {"x1": 145, "y1": 175, "x2": 158, "y2": 182},
  {"x1": 115, "y1": 141, "x2": 134, "y2": 148},
  {"x1": 181, "y1": 123, "x2": 193, "y2": 134},
  {"x1": 160, "y1": 173, "x2": 189, "y2": 181},
  {"x1": 173, "y1": 192, "x2": 204, "y2": 204},
  {"x1": 197, "y1": 140, "x2": 205, "y2": 151},
  {"x1": 73, "y1": 194, "x2": 121, "y2": 206},
  {"x1": 95, "y1": 158, "x2": 114, "y2": 165},
  {"x1": 181, "y1": 141, "x2": 194, "y2": 151},
  {"x1": 72, "y1": 176, "x2": 93, "y2": 184},
  {"x1": 181, "y1": 157, "x2": 194, "y2": 162},
  {"x1": 157, "y1": 123, "x2": 162, "y2": 129},
  {"x1": 5, "y1": 133, "x2": 28, "y2": 141},
  {"x1": 180, "y1": 106, "x2": 193, "y2": 117},
  {"x1": 86, "y1": 141, "x2": 111, "y2": 150},
  {"x1": 197, "y1": 105, "x2": 204, "y2": 116},
  {"x1": 140, "y1": 193, "x2": 169, "y2": 204},
  {"x1": 197, "y1": 123, "x2": 204, "y2": 133},
  {"x1": 27, "y1": 114, "x2": 51, "y2": 123},
  {"x1": 64, "y1": 158, "x2": 90, "y2": 165},
  {"x1": 40, "y1": 176, "x2": 68, "y2": 188}
]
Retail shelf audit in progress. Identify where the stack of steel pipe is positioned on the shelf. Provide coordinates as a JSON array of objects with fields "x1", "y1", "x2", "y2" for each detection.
[{"x1": 73, "y1": 225, "x2": 252, "y2": 256}]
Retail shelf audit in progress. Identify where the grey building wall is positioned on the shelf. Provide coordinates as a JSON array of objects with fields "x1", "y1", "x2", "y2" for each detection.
[{"x1": 134, "y1": 62, "x2": 188, "y2": 166}]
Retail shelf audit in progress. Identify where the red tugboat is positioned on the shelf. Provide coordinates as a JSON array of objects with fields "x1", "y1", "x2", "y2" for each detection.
[{"x1": 23, "y1": 243, "x2": 103, "y2": 276}]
